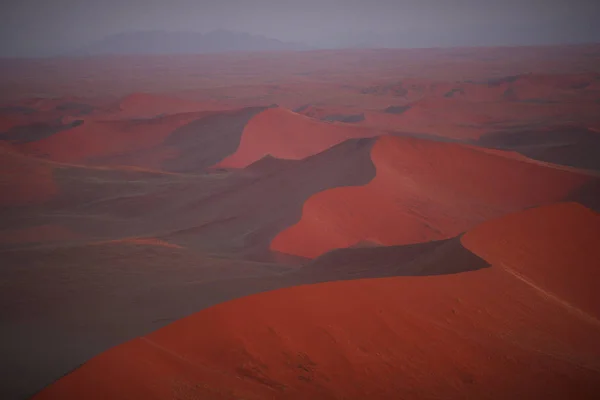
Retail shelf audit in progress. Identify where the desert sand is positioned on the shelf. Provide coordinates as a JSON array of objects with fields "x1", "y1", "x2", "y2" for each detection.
[
  {"x1": 33, "y1": 203, "x2": 600, "y2": 399},
  {"x1": 214, "y1": 107, "x2": 386, "y2": 168},
  {"x1": 1, "y1": 44, "x2": 599, "y2": 400},
  {"x1": 271, "y1": 135, "x2": 594, "y2": 258}
]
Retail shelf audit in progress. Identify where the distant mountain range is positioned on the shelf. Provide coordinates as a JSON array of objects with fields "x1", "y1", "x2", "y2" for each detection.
[
  {"x1": 68, "y1": 30, "x2": 310, "y2": 56},
  {"x1": 65, "y1": 22, "x2": 600, "y2": 58}
]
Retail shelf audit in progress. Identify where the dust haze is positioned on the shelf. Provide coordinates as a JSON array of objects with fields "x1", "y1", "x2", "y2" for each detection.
[{"x1": 1, "y1": 0, "x2": 599, "y2": 57}]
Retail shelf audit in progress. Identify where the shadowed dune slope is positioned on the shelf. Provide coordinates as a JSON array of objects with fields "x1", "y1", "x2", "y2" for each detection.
[
  {"x1": 0, "y1": 97, "x2": 110, "y2": 133},
  {"x1": 18, "y1": 111, "x2": 209, "y2": 165},
  {"x1": 157, "y1": 138, "x2": 378, "y2": 257},
  {"x1": 290, "y1": 236, "x2": 490, "y2": 284},
  {"x1": 1, "y1": 138, "x2": 376, "y2": 255},
  {"x1": 0, "y1": 144, "x2": 57, "y2": 207},
  {"x1": 16, "y1": 107, "x2": 267, "y2": 170},
  {"x1": 295, "y1": 104, "x2": 367, "y2": 122},
  {"x1": 462, "y1": 202, "x2": 600, "y2": 320},
  {"x1": 353, "y1": 92, "x2": 600, "y2": 141},
  {"x1": 0, "y1": 110, "x2": 37, "y2": 131},
  {"x1": 33, "y1": 203, "x2": 600, "y2": 400},
  {"x1": 359, "y1": 72, "x2": 600, "y2": 105},
  {"x1": 567, "y1": 178, "x2": 600, "y2": 212},
  {"x1": 92, "y1": 237, "x2": 184, "y2": 249},
  {"x1": 0, "y1": 220, "x2": 484, "y2": 399},
  {"x1": 214, "y1": 107, "x2": 386, "y2": 168},
  {"x1": 0, "y1": 119, "x2": 83, "y2": 143},
  {"x1": 271, "y1": 135, "x2": 595, "y2": 258},
  {"x1": 161, "y1": 106, "x2": 267, "y2": 172},
  {"x1": 116, "y1": 92, "x2": 230, "y2": 118},
  {"x1": 0, "y1": 224, "x2": 76, "y2": 245},
  {"x1": 497, "y1": 72, "x2": 600, "y2": 102},
  {"x1": 476, "y1": 126, "x2": 600, "y2": 171},
  {"x1": 0, "y1": 241, "x2": 294, "y2": 400},
  {"x1": 88, "y1": 106, "x2": 267, "y2": 171}
]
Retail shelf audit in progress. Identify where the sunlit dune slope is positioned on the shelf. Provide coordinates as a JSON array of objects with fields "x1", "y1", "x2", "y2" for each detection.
[
  {"x1": 271, "y1": 135, "x2": 595, "y2": 258},
  {"x1": 33, "y1": 203, "x2": 600, "y2": 399},
  {"x1": 462, "y1": 202, "x2": 600, "y2": 320},
  {"x1": 0, "y1": 144, "x2": 57, "y2": 207},
  {"x1": 214, "y1": 107, "x2": 385, "y2": 168}
]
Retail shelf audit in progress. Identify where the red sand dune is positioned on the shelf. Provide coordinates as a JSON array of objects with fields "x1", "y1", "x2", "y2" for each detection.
[
  {"x1": 507, "y1": 73, "x2": 600, "y2": 101},
  {"x1": 361, "y1": 77, "x2": 504, "y2": 103},
  {"x1": 358, "y1": 108, "x2": 485, "y2": 139},
  {"x1": 353, "y1": 87, "x2": 600, "y2": 140},
  {"x1": 15, "y1": 96, "x2": 112, "y2": 113},
  {"x1": 0, "y1": 96, "x2": 119, "y2": 133},
  {"x1": 116, "y1": 92, "x2": 230, "y2": 118},
  {"x1": 0, "y1": 144, "x2": 57, "y2": 207},
  {"x1": 357, "y1": 98, "x2": 500, "y2": 140},
  {"x1": 358, "y1": 73, "x2": 600, "y2": 106},
  {"x1": 33, "y1": 203, "x2": 600, "y2": 399},
  {"x1": 18, "y1": 111, "x2": 211, "y2": 166},
  {"x1": 296, "y1": 105, "x2": 366, "y2": 120},
  {"x1": 214, "y1": 107, "x2": 386, "y2": 168},
  {"x1": 0, "y1": 224, "x2": 76, "y2": 245},
  {"x1": 0, "y1": 115, "x2": 23, "y2": 131},
  {"x1": 271, "y1": 135, "x2": 594, "y2": 258},
  {"x1": 0, "y1": 110, "x2": 69, "y2": 133},
  {"x1": 92, "y1": 237, "x2": 184, "y2": 249},
  {"x1": 441, "y1": 99, "x2": 591, "y2": 138},
  {"x1": 462, "y1": 202, "x2": 600, "y2": 320}
]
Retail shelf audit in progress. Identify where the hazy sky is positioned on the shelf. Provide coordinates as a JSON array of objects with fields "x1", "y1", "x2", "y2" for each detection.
[{"x1": 1, "y1": 0, "x2": 599, "y2": 57}]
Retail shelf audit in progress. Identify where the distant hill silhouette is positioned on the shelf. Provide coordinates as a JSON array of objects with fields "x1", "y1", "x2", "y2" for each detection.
[{"x1": 68, "y1": 30, "x2": 309, "y2": 56}]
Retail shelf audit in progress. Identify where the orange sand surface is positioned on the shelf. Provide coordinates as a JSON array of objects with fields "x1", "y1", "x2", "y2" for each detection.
[
  {"x1": 2, "y1": 45, "x2": 600, "y2": 400},
  {"x1": 215, "y1": 108, "x2": 385, "y2": 168},
  {"x1": 271, "y1": 135, "x2": 593, "y2": 258},
  {"x1": 33, "y1": 204, "x2": 600, "y2": 399},
  {"x1": 462, "y1": 202, "x2": 600, "y2": 320}
]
